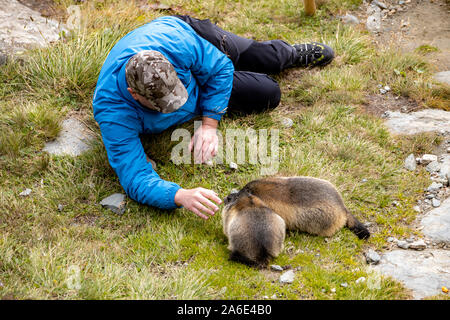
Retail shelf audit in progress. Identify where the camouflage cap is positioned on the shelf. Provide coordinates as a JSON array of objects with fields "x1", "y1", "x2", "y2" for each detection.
[{"x1": 125, "y1": 50, "x2": 188, "y2": 113}]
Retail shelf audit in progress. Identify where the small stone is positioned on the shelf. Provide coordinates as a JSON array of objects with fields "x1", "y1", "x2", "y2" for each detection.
[
  {"x1": 279, "y1": 270, "x2": 295, "y2": 284},
  {"x1": 372, "y1": 0, "x2": 388, "y2": 9},
  {"x1": 361, "y1": 178, "x2": 368, "y2": 183},
  {"x1": 392, "y1": 200, "x2": 400, "y2": 207},
  {"x1": 421, "y1": 154, "x2": 438, "y2": 165},
  {"x1": 19, "y1": 188, "x2": 32, "y2": 197},
  {"x1": 406, "y1": 237, "x2": 415, "y2": 243},
  {"x1": 427, "y1": 182, "x2": 443, "y2": 193},
  {"x1": 426, "y1": 161, "x2": 441, "y2": 173},
  {"x1": 380, "y1": 88, "x2": 387, "y2": 94},
  {"x1": 331, "y1": 288, "x2": 336, "y2": 293},
  {"x1": 270, "y1": 265, "x2": 283, "y2": 272},
  {"x1": 398, "y1": 0, "x2": 405, "y2": 4},
  {"x1": 99, "y1": 193, "x2": 126, "y2": 215},
  {"x1": 404, "y1": 154, "x2": 417, "y2": 171},
  {"x1": 356, "y1": 277, "x2": 366, "y2": 284},
  {"x1": 387, "y1": 237, "x2": 396, "y2": 242},
  {"x1": 432, "y1": 198, "x2": 441, "y2": 208},
  {"x1": 340, "y1": 282, "x2": 348, "y2": 288},
  {"x1": 281, "y1": 117, "x2": 294, "y2": 128},
  {"x1": 384, "y1": 85, "x2": 391, "y2": 91},
  {"x1": 321, "y1": 288, "x2": 326, "y2": 293},
  {"x1": 263, "y1": 295, "x2": 269, "y2": 299},
  {"x1": 447, "y1": 147, "x2": 450, "y2": 153},
  {"x1": 413, "y1": 206, "x2": 421, "y2": 213},
  {"x1": 271, "y1": 294, "x2": 277, "y2": 299},
  {"x1": 433, "y1": 71, "x2": 450, "y2": 86},
  {"x1": 365, "y1": 249, "x2": 381, "y2": 265},
  {"x1": 397, "y1": 240, "x2": 410, "y2": 249},
  {"x1": 57, "y1": 204, "x2": 64, "y2": 212},
  {"x1": 340, "y1": 14, "x2": 360, "y2": 24},
  {"x1": 426, "y1": 194, "x2": 435, "y2": 199},
  {"x1": 229, "y1": 162, "x2": 238, "y2": 170},
  {"x1": 409, "y1": 239, "x2": 427, "y2": 250}
]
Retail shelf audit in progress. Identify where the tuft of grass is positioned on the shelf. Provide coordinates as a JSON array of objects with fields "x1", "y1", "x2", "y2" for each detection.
[{"x1": 414, "y1": 44, "x2": 439, "y2": 55}]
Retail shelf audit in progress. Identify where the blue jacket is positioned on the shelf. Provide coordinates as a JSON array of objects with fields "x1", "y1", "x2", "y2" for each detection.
[{"x1": 93, "y1": 16, "x2": 234, "y2": 209}]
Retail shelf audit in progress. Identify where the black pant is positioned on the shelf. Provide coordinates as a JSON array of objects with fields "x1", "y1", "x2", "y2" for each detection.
[{"x1": 174, "y1": 15, "x2": 298, "y2": 115}]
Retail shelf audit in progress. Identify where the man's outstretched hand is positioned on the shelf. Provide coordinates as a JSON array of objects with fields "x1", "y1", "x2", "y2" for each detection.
[
  {"x1": 189, "y1": 117, "x2": 219, "y2": 164},
  {"x1": 174, "y1": 188, "x2": 222, "y2": 220}
]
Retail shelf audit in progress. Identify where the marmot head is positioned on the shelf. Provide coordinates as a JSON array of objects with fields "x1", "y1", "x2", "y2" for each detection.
[{"x1": 222, "y1": 190, "x2": 286, "y2": 267}]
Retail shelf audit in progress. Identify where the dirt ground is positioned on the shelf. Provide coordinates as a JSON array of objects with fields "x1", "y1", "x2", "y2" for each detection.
[
  {"x1": 18, "y1": 0, "x2": 67, "y2": 21},
  {"x1": 356, "y1": 0, "x2": 450, "y2": 71}
]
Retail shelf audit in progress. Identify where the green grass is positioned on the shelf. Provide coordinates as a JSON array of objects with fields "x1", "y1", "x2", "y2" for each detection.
[{"x1": 0, "y1": 0, "x2": 449, "y2": 300}]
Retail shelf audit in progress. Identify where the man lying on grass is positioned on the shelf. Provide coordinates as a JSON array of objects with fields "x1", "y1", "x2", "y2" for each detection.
[{"x1": 92, "y1": 15, "x2": 334, "y2": 219}]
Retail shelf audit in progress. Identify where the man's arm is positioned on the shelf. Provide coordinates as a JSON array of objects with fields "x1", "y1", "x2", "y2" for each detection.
[
  {"x1": 99, "y1": 113, "x2": 181, "y2": 210},
  {"x1": 98, "y1": 108, "x2": 221, "y2": 217}
]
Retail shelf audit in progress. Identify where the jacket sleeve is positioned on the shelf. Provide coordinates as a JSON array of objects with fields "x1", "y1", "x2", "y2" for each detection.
[
  {"x1": 185, "y1": 33, "x2": 235, "y2": 121},
  {"x1": 98, "y1": 107, "x2": 181, "y2": 210}
]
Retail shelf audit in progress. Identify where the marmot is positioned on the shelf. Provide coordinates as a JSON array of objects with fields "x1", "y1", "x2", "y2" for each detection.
[{"x1": 222, "y1": 176, "x2": 370, "y2": 267}]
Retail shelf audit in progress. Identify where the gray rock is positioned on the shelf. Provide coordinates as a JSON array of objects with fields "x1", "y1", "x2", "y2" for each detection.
[
  {"x1": 271, "y1": 294, "x2": 277, "y2": 299},
  {"x1": 404, "y1": 154, "x2": 417, "y2": 171},
  {"x1": 372, "y1": 249, "x2": 450, "y2": 299},
  {"x1": 19, "y1": 188, "x2": 32, "y2": 197},
  {"x1": 426, "y1": 161, "x2": 441, "y2": 173},
  {"x1": 100, "y1": 193, "x2": 126, "y2": 215},
  {"x1": 281, "y1": 117, "x2": 294, "y2": 128},
  {"x1": 365, "y1": 249, "x2": 381, "y2": 265},
  {"x1": 340, "y1": 282, "x2": 348, "y2": 288},
  {"x1": 270, "y1": 264, "x2": 283, "y2": 272},
  {"x1": 397, "y1": 240, "x2": 410, "y2": 249},
  {"x1": 433, "y1": 71, "x2": 450, "y2": 86},
  {"x1": 330, "y1": 288, "x2": 336, "y2": 293},
  {"x1": 366, "y1": 5, "x2": 382, "y2": 33},
  {"x1": 413, "y1": 206, "x2": 421, "y2": 213},
  {"x1": 432, "y1": 198, "x2": 441, "y2": 208},
  {"x1": 340, "y1": 14, "x2": 360, "y2": 24},
  {"x1": 421, "y1": 154, "x2": 438, "y2": 165},
  {"x1": 279, "y1": 270, "x2": 295, "y2": 284},
  {"x1": 0, "y1": 0, "x2": 66, "y2": 54},
  {"x1": 229, "y1": 162, "x2": 238, "y2": 170},
  {"x1": 384, "y1": 110, "x2": 450, "y2": 135},
  {"x1": 409, "y1": 239, "x2": 427, "y2": 250},
  {"x1": 427, "y1": 182, "x2": 443, "y2": 192},
  {"x1": 43, "y1": 118, "x2": 94, "y2": 156},
  {"x1": 387, "y1": 237, "x2": 396, "y2": 242},
  {"x1": 439, "y1": 165, "x2": 450, "y2": 185},
  {"x1": 421, "y1": 198, "x2": 450, "y2": 245},
  {"x1": 57, "y1": 204, "x2": 64, "y2": 212}
]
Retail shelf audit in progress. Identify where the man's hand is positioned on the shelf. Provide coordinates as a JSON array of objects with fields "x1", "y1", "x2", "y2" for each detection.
[
  {"x1": 174, "y1": 188, "x2": 222, "y2": 220},
  {"x1": 189, "y1": 117, "x2": 219, "y2": 164}
]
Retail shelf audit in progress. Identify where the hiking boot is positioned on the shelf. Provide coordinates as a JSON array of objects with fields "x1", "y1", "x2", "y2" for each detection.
[{"x1": 292, "y1": 42, "x2": 334, "y2": 68}]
